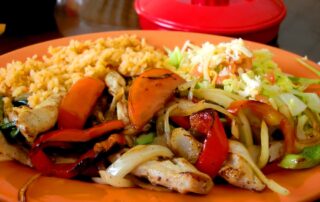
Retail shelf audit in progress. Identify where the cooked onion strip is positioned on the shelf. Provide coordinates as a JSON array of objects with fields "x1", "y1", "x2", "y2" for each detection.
[
  {"x1": 178, "y1": 80, "x2": 197, "y2": 101},
  {"x1": 105, "y1": 88, "x2": 124, "y2": 120},
  {"x1": 170, "y1": 100, "x2": 233, "y2": 118},
  {"x1": 231, "y1": 119, "x2": 240, "y2": 139},
  {"x1": 106, "y1": 145, "x2": 173, "y2": 178},
  {"x1": 238, "y1": 110, "x2": 253, "y2": 146},
  {"x1": 97, "y1": 145, "x2": 173, "y2": 188},
  {"x1": 229, "y1": 140, "x2": 289, "y2": 195},
  {"x1": 273, "y1": 97, "x2": 292, "y2": 121},
  {"x1": 96, "y1": 170, "x2": 135, "y2": 187},
  {"x1": 258, "y1": 121, "x2": 269, "y2": 168},
  {"x1": 193, "y1": 88, "x2": 243, "y2": 108},
  {"x1": 92, "y1": 176, "x2": 106, "y2": 184},
  {"x1": 178, "y1": 81, "x2": 193, "y2": 92},
  {"x1": 188, "y1": 80, "x2": 197, "y2": 100},
  {"x1": 164, "y1": 103, "x2": 179, "y2": 146}
]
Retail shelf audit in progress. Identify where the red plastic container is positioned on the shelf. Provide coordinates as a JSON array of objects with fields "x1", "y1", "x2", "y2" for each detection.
[{"x1": 134, "y1": 0, "x2": 287, "y2": 43}]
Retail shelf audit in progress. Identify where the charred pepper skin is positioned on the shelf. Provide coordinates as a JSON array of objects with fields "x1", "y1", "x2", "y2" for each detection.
[
  {"x1": 29, "y1": 120, "x2": 125, "y2": 178},
  {"x1": 195, "y1": 112, "x2": 229, "y2": 177}
]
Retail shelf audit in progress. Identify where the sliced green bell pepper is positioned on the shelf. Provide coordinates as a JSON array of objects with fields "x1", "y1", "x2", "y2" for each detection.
[{"x1": 279, "y1": 144, "x2": 320, "y2": 169}]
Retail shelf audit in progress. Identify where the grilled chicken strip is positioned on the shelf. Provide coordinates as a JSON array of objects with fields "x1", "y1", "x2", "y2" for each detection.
[
  {"x1": 131, "y1": 158, "x2": 213, "y2": 194},
  {"x1": 0, "y1": 133, "x2": 31, "y2": 166},
  {"x1": 4, "y1": 96, "x2": 59, "y2": 143},
  {"x1": 116, "y1": 100, "x2": 130, "y2": 125},
  {"x1": 105, "y1": 70, "x2": 126, "y2": 97},
  {"x1": 218, "y1": 154, "x2": 265, "y2": 191},
  {"x1": 104, "y1": 70, "x2": 128, "y2": 122}
]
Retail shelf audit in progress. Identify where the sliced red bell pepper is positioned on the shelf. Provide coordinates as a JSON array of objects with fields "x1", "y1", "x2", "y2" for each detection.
[
  {"x1": 33, "y1": 120, "x2": 124, "y2": 147},
  {"x1": 30, "y1": 120, "x2": 125, "y2": 178},
  {"x1": 228, "y1": 100, "x2": 296, "y2": 153},
  {"x1": 190, "y1": 109, "x2": 215, "y2": 135},
  {"x1": 195, "y1": 112, "x2": 229, "y2": 177},
  {"x1": 170, "y1": 115, "x2": 191, "y2": 130},
  {"x1": 169, "y1": 98, "x2": 203, "y2": 130},
  {"x1": 171, "y1": 109, "x2": 215, "y2": 134},
  {"x1": 30, "y1": 134, "x2": 126, "y2": 178},
  {"x1": 58, "y1": 77, "x2": 105, "y2": 129}
]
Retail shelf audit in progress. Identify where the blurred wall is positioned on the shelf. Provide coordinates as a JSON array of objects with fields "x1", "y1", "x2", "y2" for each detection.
[{"x1": 0, "y1": 0, "x2": 57, "y2": 36}]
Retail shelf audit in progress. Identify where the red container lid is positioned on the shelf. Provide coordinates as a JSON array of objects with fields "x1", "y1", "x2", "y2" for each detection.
[{"x1": 135, "y1": 0, "x2": 286, "y2": 43}]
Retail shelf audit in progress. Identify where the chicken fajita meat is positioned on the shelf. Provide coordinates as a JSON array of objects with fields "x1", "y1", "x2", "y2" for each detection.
[
  {"x1": 3, "y1": 96, "x2": 59, "y2": 144},
  {"x1": 131, "y1": 158, "x2": 213, "y2": 194},
  {"x1": 219, "y1": 154, "x2": 265, "y2": 191}
]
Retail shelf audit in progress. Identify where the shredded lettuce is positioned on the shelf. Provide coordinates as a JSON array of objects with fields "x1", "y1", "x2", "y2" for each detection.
[
  {"x1": 275, "y1": 76, "x2": 296, "y2": 92},
  {"x1": 288, "y1": 76, "x2": 320, "y2": 89},
  {"x1": 261, "y1": 84, "x2": 280, "y2": 97},
  {"x1": 278, "y1": 93, "x2": 307, "y2": 116},
  {"x1": 222, "y1": 71, "x2": 261, "y2": 98},
  {"x1": 167, "y1": 47, "x2": 183, "y2": 69},
  {"x1": 252, "y1": 49, "x2": 297, "y2": 92},
  {"x1": 222, "y1": 75, "x2": 239, "y2": 93},
  {"x1": 295, "y1": 92, "x2": 320, "y2": 113},
  {"x1": 252, "y1": 49, "x2": 278, "y2": 73}
]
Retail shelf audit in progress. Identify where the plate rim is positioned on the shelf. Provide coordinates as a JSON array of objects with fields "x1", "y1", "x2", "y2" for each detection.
[{"x1": 0, "y1": 30, "x2": 319, "y2": 202}]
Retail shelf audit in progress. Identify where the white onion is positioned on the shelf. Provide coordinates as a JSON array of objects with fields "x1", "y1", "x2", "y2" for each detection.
[
  {"x1": 106, "y1": 145, "x2": 173, "y2": 178},
  {"x1": 170, "y1": 100, "x2": 233, "y2": 118},
  {"x1": 193, "y1": 89, "x2": 235, "y2": 108},
  {"x1": 97, "y1": 170, "x2": 134, "y2": 188},
  {"x1": 188, "y1": 80, "x2": 197, "y2": 100},
  {"x1": 231, "y1": 119, "x2": 240, "y2": 139},
  {"x1": 177, "y1": 80, "x2": 197, "y2": 100},
  {"x1": 258, "y1": 121, "x2": 269, "y2": 168},
  {"x1": 164, "y1": 103, "x2": 179, "y2": 146},
  {"x1": 92, "y1": 176, "x2": 105, "y2": 184},
  {"x1": 238, "y1": 110, "x2": 253, "y2": 146}
]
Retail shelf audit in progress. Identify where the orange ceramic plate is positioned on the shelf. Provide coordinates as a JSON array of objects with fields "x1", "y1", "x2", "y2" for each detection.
[{"x1": 0, "y1": 31, "x2": 320, "y2": 202}]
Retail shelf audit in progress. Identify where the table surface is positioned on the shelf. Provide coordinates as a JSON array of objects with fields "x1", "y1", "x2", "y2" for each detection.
[{"x1": 0, "y1": 0, "x2": 319, "y2": 62}]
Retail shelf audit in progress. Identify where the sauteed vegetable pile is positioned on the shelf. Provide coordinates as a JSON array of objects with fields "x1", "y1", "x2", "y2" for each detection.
[{"x1": 0, "y1": 35, "x2": 320, "y2": 195}]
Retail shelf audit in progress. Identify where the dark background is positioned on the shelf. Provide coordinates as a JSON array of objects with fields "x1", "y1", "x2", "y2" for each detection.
[{"x1": 0, "y1": 0, "x2": 319, "y2": 62}]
